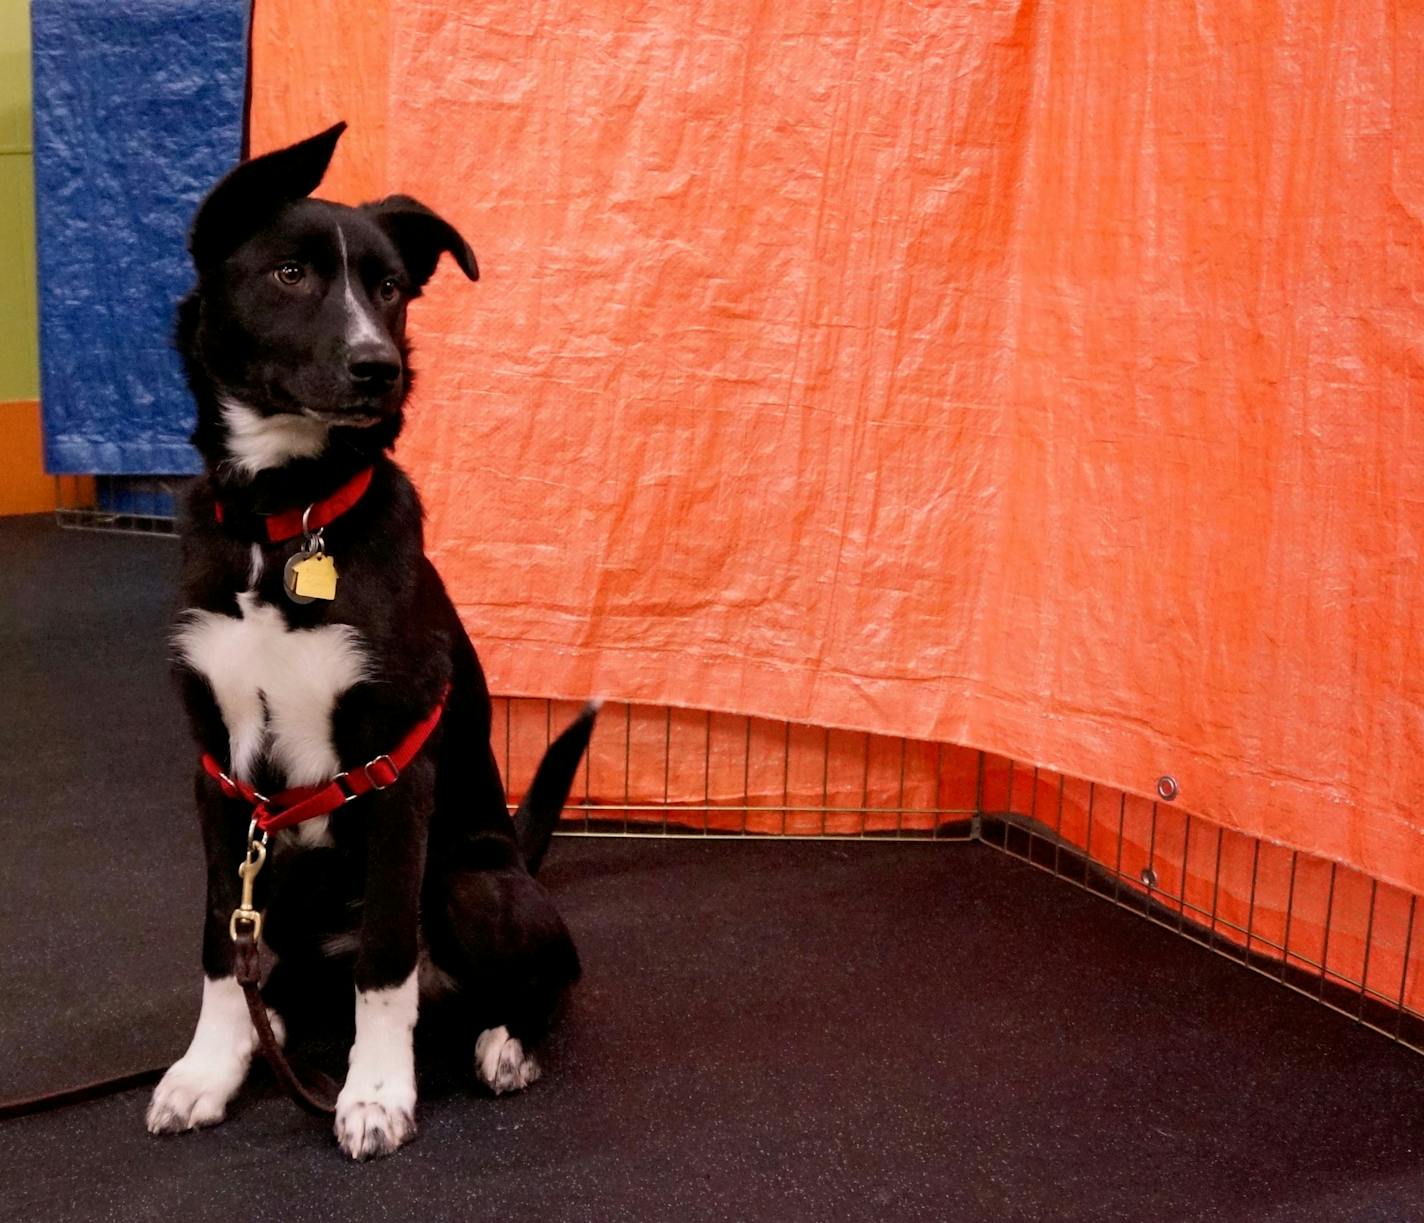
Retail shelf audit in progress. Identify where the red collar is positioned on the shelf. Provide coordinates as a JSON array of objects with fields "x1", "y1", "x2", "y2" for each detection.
[
  {"x1": 202, "y1": 687, "x2": 449, "y2": 833},
  {"x1": 215, "y1": 467, "x2": 374, "y2": 543}
]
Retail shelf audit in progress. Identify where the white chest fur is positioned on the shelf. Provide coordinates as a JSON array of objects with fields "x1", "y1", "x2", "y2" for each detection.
[{"x1": 174, "y1": 591, "x2": 370, "y2": 847}]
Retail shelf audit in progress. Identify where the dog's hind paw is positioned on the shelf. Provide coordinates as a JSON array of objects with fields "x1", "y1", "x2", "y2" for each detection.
[
  {"x1": 334, "y1": 1094, "x2": 416, "y2": 1160},
  {"x1": 146, "y1": 1056, "x2": 245, "y2": 1134},
  {"x1": 475, "y1": 1026, "x2": 541, "y2": 1095}
]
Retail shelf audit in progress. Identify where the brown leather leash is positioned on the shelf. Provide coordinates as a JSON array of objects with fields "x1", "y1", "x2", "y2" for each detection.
[
  {"x1": 233, "y1": 925, "x2": 338, "y2": 1116},
  {"x1": 0, "y1": 1067, "x2": 167, "y2": 1122},
  {"x1": 228, "y1": 827, "x2": 339, "y2": 1116},
  {"x1": 213, "y1": 691, "x2": 450, "y2": 1118},
  {"x1": 0, "y1": 936, "x2": 337, "y2": 1125}
]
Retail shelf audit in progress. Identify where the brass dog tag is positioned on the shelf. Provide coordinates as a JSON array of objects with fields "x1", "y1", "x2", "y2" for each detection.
[{"x1": 284, "y1": 550, "x2": 338, "y2": 603}]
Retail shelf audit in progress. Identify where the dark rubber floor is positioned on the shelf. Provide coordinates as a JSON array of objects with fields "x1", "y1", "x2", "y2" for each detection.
[{"x1": 4, "y1": 513, "x2": 1424, "y2": 1222}]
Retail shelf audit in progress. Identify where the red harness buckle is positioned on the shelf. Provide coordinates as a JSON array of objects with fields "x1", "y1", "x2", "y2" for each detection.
[{"x1": 359, "y1": 754, "x2": 399, "y2": 790}]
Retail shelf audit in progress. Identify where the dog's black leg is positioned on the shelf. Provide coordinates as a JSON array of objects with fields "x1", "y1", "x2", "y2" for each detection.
[
  {"x1": 425, "y1": 852, "x2": 581, "y2": 1096},
  {"x1": 147, "y1": 768, "x2": 280, "y2": 1133},
  {"x1": 333, "y1": 757, "x2": 433, "y2": 1160},
  {"x1": 470, "y1": 934, "x2": 577, "y2": 1098}
]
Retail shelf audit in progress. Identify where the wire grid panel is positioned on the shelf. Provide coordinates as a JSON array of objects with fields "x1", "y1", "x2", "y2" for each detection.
[
  {"x1": 497, "y1": 695, "x2": 1424, "y2": 1053},
  {"x1": 494, "y1": 696, "x2": 977, "y2": 841},
  {"x1": 974, "y1": 755, "x2": 1424, "y2": 1054},
  {"x1": 54, "y1": 474, "x2": 180, "y2": 536}
]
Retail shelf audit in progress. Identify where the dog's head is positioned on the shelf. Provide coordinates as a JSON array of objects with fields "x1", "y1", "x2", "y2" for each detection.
[{"x1": 180, "y1": 122, "x2": 477, "y2": 473}]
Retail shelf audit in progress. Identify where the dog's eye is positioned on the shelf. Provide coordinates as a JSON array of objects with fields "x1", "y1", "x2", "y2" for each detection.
[
  {"x1": 379, "y1": 277, "x2": 400, "y2": 302},
  {"x1": 274, "y1": 262, "x2": 305, "y2": 286}
]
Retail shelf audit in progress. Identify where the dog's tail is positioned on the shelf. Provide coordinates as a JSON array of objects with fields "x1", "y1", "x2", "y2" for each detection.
[{"x1": 514, "y1": 699, "x2": 602, "y2": 876}]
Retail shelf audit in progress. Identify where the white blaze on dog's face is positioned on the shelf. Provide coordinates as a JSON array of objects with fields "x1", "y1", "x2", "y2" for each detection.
[
  {"x1": 203, "y1": 200, "x2": 412, "y2": 424},
  {"x1": 198, "y1": 199, "x2": 413, "y2": 426},
  {"x1": 179, "y1": 121, "x2": 478, "y2": 462}
]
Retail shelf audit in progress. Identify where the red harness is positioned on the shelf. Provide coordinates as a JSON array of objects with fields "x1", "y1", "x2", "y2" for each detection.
[
  {"x1": 214, "y1": 466, "x2": 374, "y2": 543},
  {"x1": 207, "y1": 464, "x2": 437, "y2": 833},
  {"x1": 202, "y1": 688, "x2": 449, "y2": 833}
]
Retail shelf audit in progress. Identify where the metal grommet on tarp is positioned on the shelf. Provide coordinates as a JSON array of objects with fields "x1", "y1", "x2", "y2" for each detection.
[{"x1": 1156, "y1": 775, "x2": 1179, "y2": 802}]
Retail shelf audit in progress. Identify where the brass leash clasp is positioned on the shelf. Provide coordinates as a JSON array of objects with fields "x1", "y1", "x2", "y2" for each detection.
[{"x1": 229, "y1": 822, "x2": 269, "y2": 944}]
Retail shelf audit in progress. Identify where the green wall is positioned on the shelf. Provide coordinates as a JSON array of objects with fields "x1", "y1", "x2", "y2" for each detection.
[{"x1": 0, "y1": 0, "x2": 38, "y2": 403}]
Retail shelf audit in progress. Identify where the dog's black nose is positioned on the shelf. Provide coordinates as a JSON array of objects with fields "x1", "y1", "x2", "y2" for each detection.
[{"x1": 348, "y1": 344, "x2": 401, "y2": 389}]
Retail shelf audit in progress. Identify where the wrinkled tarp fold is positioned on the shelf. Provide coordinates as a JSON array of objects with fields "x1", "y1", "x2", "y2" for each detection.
[{"x1": 250, "y1": 1, "x2": 1424, "y2": 903}]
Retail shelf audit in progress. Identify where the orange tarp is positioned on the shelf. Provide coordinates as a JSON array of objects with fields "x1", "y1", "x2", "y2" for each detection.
[{"x1": 251, "y1": 3, "x2": 1424, "y2": 904}]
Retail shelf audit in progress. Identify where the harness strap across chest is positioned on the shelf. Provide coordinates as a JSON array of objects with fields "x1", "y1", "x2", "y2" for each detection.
[{"x1": 201, "y1": 687, "x2": 449, "y2": 832}]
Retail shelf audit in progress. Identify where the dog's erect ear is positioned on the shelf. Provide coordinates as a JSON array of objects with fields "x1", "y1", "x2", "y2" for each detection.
[
  {"x1": 363, "y1": 195, "x2": 479, "y2": 287},
  {"x1": 189, "y1": 122, "x2": 347, "y2": 268}
]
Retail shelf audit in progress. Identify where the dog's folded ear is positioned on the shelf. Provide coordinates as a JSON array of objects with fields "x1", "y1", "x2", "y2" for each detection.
[
  {"x1": 363, "y1": 195, "x2": 479, "y2": 288},
  {"x1": 189, "y1": 122, "x2": 347, "y2": 269}
]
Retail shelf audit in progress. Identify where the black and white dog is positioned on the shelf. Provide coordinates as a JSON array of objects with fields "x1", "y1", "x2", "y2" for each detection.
[{"x1": 146, "y1": 122, "x2": 594, "y2": 1159}]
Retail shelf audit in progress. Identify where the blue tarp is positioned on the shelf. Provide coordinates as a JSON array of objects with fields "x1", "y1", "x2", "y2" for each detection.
[{"x1": 31, "y1": 0, "x2": 249, "y2": 475}]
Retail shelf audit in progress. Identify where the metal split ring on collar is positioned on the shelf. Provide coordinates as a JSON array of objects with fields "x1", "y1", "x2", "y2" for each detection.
[{"x1": 299, "y1": 504, "x2": 325, "y2": 554}]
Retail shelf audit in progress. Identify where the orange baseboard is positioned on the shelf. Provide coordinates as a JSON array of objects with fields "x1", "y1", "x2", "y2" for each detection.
[{"x1": 0, "y1": 400, "x2": 55, "y2": 515}]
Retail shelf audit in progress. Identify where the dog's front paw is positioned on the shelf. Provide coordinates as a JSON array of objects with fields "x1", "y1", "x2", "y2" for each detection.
[
  {"x1": 146, "y1": 1055, "x2": 246, "y2": 1134},
  {"x1": 475, "y1": 1026, "x2": 541, "y2": 1095},
  {"x1": 334, "y1": 1084, "x2": 416, "y2": 1160}
]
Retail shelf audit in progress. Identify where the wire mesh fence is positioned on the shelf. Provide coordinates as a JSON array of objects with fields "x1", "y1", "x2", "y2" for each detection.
[
  {"x1": 977, "y1": 767, "x2": 1424, "y2": 1055},
  {"x1": 54, "y1": 474, "x2": 180, "y2": 536},
  {"x1": 498, "y1": 694, "x2": 1424, "y2": 1056},
  {"x1": 497, "y1": 695, "x2": 976, "y2": 842}
]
